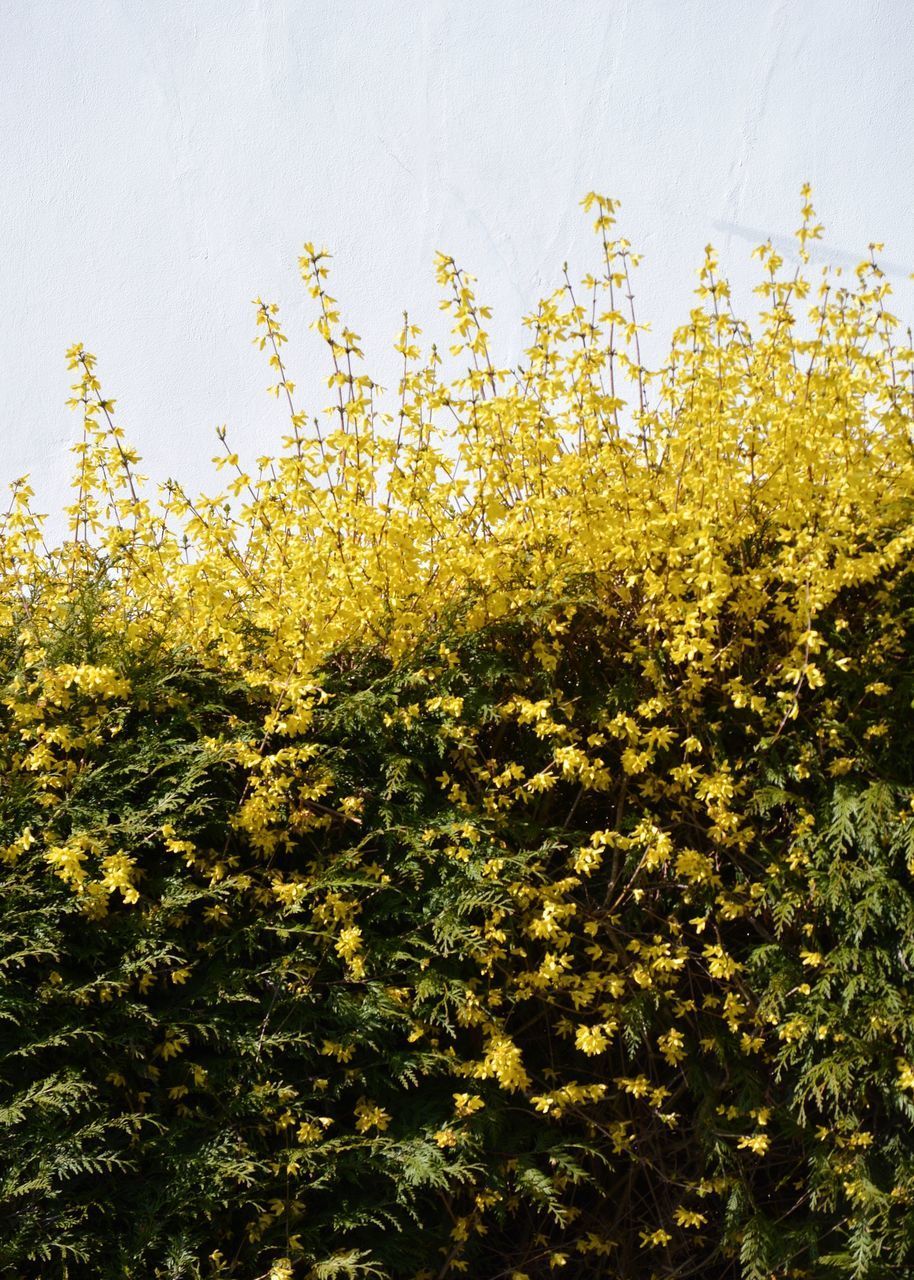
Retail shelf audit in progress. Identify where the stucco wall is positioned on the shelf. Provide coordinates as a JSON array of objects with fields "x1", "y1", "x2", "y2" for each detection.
[{"x1": 1, "y1": 0, "x2": 912, "y2": 529}]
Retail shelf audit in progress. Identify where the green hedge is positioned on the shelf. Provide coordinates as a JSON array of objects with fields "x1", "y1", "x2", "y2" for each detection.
[{"x1": 4, "y1": 563, "x2": 914, "y2": 1279}]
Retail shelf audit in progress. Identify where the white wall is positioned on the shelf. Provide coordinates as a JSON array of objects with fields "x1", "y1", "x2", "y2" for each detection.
[{"x1": 2, "y1": 0, "x2": 912, "y2": 530}]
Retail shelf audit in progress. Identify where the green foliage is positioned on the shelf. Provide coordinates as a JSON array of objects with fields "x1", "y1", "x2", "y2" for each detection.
[{"x1": 5, "y1": 556, "x2": 914, "y2": 1278}]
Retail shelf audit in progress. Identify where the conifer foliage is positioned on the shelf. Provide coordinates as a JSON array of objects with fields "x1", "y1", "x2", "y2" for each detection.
[{"x1": 3, "y1": 193, "x2": 914, "y2": 1277}]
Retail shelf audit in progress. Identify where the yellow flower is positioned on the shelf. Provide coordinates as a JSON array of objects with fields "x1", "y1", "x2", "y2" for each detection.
[
  {"x1": 353, "y1": 1098, "x2": 390, "y2": 1134},
  {"x1": 453, "y1": 1093, "x2": 485, "y2": 1118},
  {"x1": 737, "y1": 1133, "x2": 771, "y2": 1156},
  {"x1": 658, "y1": 1027, "x2": 687, "y2": 1066},
  {"x1": 673, "y1": 1206, "x2": 707, "y2": 1228}
]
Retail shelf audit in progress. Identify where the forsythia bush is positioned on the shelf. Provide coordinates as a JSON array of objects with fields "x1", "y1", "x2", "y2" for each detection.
[{"x1": 3, "y1": 191, "x2": 914, "y2": 1279}]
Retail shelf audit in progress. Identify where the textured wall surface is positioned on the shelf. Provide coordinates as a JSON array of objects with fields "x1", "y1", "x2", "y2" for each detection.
[{"x1": 1, "y1": 0, "x2": 912, "y2": 525}]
